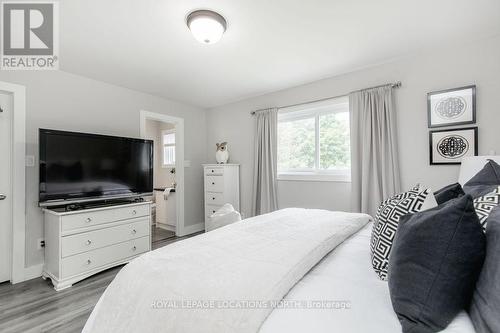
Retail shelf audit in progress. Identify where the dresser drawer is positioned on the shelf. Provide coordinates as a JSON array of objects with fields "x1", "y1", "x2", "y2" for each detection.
[
  {"x1": 61, "y1": 236, "x2": 149, "y2": 278},
  {"x1": 205, "y1": 204, "x2": 223, "y2": 219},
  {"x1": 61, "y1": 218, "x2": 149, "y2": 258},
  {"x1": 205, "y1": 175, "x2": 224, "y2": 192},
  {"x1": 205, "y1": 192, "x2": 225, "y2": 206},
  {"x1": 205, "y1": 167, "x2": 224, "y2": 176},
  {"x1": 61, "y1": 204, "x2": 149, "y2": 232}
]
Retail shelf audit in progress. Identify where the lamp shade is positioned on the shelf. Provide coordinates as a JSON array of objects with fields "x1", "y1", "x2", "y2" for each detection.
[{"x1": 187, "y1": 10, "x2": 227, "y2": 44}]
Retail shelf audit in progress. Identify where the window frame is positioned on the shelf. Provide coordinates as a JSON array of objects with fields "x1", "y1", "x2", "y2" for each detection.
[
  {"x1": 161, "y1": 128, "x2": 176, "y2": 168},
  {"x1": 277, "y1": 96, "x2": 351, "y2": 182}
]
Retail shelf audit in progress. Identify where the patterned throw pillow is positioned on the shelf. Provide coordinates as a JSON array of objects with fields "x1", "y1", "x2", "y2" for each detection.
[
  {"x1": 371, "y1": 186, "x2": 435, "y2": 280},
  {"x1": 473, "y1": 186, "x2": 500, "y2": 231}
]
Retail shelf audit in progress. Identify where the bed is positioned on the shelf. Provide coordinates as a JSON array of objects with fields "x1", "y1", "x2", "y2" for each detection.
[
  {"x1": 259, "y1": 223, "x2": 474, "y2": 333},
  {"x1": 83, "y1": 207, "x2": 476, "y2": 333}
]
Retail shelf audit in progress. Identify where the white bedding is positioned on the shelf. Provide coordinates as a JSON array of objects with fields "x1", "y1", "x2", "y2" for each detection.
[
  {"x1": 83, "y1": 208, "x2": 370, "y2": 333},
  {"x1": 260, "y1": 223, "x2": 476, "y2": 333}
]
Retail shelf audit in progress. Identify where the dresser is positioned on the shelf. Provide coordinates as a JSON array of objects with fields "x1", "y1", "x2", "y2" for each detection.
[
  {"x1": 42, "y1": 202, "x2": 151, "y2": 291},
  {"x1": 203, "y1": 164, "x2": 240, "y2": 225}
]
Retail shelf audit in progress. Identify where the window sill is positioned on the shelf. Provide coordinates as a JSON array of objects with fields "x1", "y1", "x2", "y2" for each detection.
[{"x1": 277, "y1": 173, "x2": 351, "y2": 183}]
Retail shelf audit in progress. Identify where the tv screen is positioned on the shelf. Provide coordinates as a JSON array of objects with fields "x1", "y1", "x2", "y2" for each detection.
[{"x1": 39, "y1": 129, "x2": 153, "y2": 204}]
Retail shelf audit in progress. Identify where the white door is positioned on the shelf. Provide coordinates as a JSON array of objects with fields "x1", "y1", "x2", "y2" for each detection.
[{"x1": 0, "y1": 90, "x2": 13, "y2": 283}]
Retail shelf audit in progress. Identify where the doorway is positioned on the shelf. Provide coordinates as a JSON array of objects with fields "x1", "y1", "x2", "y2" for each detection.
[
  {"x1": 0, "y1": 90, "x2": 13, "y2": 283},
  {"x1": 140, "y1": 111, "x2": 185, "y2": 244},
  {"x1": 0, "y1": 81, "x2": 26, "y2": 284}
]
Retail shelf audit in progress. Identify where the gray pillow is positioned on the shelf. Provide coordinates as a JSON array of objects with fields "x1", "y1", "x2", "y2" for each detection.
[
  {"x1": 469, "y1": 207, "x2": 500, "y2": 333},
  {"x1": 464, "y1": 160, "x2": 500, "y2": 197},
  {"x1": 388, "y1": 195, "x2": 486, "y2": 333},
  {"x1": 434, "y1": 182, "x2": 465, "y2": 205}
]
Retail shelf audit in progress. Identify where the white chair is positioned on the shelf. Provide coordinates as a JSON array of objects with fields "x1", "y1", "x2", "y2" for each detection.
[{"x1": 206, "y1": 203, "x2": 242, "y2": 232}]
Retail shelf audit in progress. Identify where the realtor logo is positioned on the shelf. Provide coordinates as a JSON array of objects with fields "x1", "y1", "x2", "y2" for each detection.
[{"x1": 1, "y1": 1, "x2": 59, "y2": 70}]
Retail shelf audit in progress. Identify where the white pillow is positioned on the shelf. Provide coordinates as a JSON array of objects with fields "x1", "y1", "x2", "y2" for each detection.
[
  {"x1": 206, "y1": 204, "x2": 242, "y2": 232},
  {"x1": 421, "y1": 190, "x2": 438, "y2": 210}
]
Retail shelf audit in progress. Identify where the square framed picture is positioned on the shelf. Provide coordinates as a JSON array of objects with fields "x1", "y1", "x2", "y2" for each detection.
[
  {"x1": 429, "y1": 127, "x2": 478, "y2": 165},
  {"x1": 427, "y1": 85, "x2": 476, "y2": 128}
]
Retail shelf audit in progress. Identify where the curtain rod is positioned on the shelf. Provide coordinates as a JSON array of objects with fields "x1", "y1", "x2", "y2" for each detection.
[{"x1": 251, "y1": 81, "x2": 402, "y2": 115}]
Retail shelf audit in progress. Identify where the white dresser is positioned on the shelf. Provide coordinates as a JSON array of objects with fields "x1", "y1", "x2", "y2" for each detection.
[
  {"x1": 203, "y1": 164, "x2": 240, "y2": 224},
  {"x1": 42, "y1": 201, "x2": 151, "y2": 291}
]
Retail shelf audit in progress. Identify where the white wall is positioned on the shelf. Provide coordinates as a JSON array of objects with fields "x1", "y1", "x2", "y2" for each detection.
[
  {"x1": 206, "y1": 35, "x2": 500, "y2": 218},
  {"x1": 0, "y1": 70, "x2": 207, "y2": 268}
]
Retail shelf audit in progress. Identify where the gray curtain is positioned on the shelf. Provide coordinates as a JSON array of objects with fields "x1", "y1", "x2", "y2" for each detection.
[
  {"x1": 350, "y1": 86, "x2": 401, "y2": 216},
  {"x1": 252, "y1": 108, "x2": 279, "y2": 216}
]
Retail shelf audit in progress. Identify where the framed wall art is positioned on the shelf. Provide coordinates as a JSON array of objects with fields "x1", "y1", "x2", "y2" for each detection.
[
  {"x1": 429, "y1": 127, "x2": 478, "y2": 165},
  {"x1": 427, "y1": 85, "x2": 476, "y2": 128}
]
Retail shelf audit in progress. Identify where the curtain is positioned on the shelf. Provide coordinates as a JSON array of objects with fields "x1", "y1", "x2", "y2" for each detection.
[
  {"x1": 252, "y1": 108, "x2": 279, "y2": 216},
  {"x1": 350, "y1": 86, "x2": 401, "y2": 216}
]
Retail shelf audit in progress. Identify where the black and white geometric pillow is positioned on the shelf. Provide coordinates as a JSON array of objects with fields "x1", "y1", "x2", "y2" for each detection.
[
  {"x1": 374, "y1": 185, "x2": 421, "y2": 220},
  {"x1": 371, "y1": 186, "x2": 434, "y2": 280},
  {"x1": 473, "y1": 186, "x2": 500, "y2": 231}
]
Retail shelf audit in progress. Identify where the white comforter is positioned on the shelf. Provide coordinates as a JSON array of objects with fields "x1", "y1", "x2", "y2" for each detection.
[
  {"x1": 260, "y1": 223, "x2": 475, "y2": 333},
  {"x1": 83, "y1": 208, "x2": 370, "y2": 333}
]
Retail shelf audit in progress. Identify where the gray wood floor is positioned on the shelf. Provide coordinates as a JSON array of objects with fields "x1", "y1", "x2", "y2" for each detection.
[
  {"x1": 151, "y1": 226, "x2": 175, "y2": 243},
  {"x1": 0, "y1": 233, "x2": 201, "y2": 333}
]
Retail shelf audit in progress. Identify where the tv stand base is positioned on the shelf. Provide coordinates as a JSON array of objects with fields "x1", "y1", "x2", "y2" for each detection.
[{"x1": 42, "y1": 201, "x2": 152, "y2": 291}]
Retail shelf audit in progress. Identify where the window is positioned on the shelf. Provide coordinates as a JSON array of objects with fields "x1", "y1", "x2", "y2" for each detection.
[
  {"x1": 277, "y1": 96, "x2": 350, "y2": 182},
  {"x1": 162, "y1": 129, "x2": 175, "y2": 167}
]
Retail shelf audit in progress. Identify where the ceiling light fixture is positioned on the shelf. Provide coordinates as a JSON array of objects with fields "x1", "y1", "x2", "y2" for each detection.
[{"x1": 186, "y1": 10, "x2": 227, "y2": 44}]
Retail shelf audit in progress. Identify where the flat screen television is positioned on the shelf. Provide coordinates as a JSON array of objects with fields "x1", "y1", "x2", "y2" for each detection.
[{"x1": 39, "y1": 129, "x2": 153, "y2": 205}]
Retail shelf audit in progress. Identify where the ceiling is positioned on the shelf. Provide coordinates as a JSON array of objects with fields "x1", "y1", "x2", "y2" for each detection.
[{"x1": 60, "y1": 0, "x2": 500, "y2": 108}]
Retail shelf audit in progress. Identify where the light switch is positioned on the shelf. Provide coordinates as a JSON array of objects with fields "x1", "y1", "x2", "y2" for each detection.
[{"x1": 26, "y1": 155, "x2": 35, "y2": 167}]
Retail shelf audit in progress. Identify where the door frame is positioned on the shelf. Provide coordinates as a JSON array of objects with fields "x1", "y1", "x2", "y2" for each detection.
[
  {"x1": 139, "y1": 110, "x2": 186, "y2": 236},
  {"x1": 0, "y1": 81, "x2": 26, "y2": 284}
]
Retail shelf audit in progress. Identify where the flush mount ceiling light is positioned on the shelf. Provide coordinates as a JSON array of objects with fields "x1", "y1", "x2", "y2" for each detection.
[{"x1": 186, "y1": 10, "x2": 227, "y2": 44}]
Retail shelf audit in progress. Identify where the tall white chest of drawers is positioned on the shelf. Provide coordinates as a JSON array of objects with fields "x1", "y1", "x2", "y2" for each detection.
[
  {"x1": 42, "y1": 201, "x2": 151, "y2": 291},
  {"x1": 203, "y1": 164, "x2": 240, "y2": 224}
]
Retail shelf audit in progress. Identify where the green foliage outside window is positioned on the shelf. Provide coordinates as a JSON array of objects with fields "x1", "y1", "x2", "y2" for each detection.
[{"x1": 278, "y1": 111, "x2": 350, "y2": 171}]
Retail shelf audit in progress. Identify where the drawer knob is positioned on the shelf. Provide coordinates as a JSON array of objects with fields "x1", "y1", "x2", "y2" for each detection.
[
  {"x1": 86, "y1": 259, "x2": 92, "y2": 265},
  {"x1": 212, "y1": 210, "x2": 215, "y2": 214},
  {"x1": 86, "y1": 240, "x2": 92, "y2": 245},
  {"x1": 211, "y1": 182, "x2": 215, "y2": 185},
  {"x1": 212, "y1": 197, "x2": 215, "y2": 200},
  {"x1": 132, "y1": 210, "x2": 137, "y2": 215},
  {"x1": 132, "y1": 246, "x2": 137, "y2": 251},
  {"x1": 211, "y1": 170, "x2": 214, "y2": 173},
  {"x1": 85, "y1": 217, "x2": 92, "y2": 223},
  {"x1": 132, "y1": 229, "x2": 137, "y2": 234}
]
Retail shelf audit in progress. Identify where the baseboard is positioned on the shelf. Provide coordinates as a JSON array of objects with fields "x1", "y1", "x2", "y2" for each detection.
[
  {"x1": 156, "y1": 223, "x2": 176, "y2": 232},
  {"x1": 180, "y1": 222, "x2": 205, "y2": 236}
]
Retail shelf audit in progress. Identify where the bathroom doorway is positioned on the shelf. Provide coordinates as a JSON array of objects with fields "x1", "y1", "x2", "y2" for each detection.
[{"x1": 140, "y1": 111, "x2": 185, "y2": 246}]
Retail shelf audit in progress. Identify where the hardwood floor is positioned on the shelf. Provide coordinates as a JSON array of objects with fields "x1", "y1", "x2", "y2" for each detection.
[
  {"x1": 0, "y1": 232, "x2": 202, "y2": 333},
  {"x1": 151, "y1": 226, "x2": 175, "y2": 243}
]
